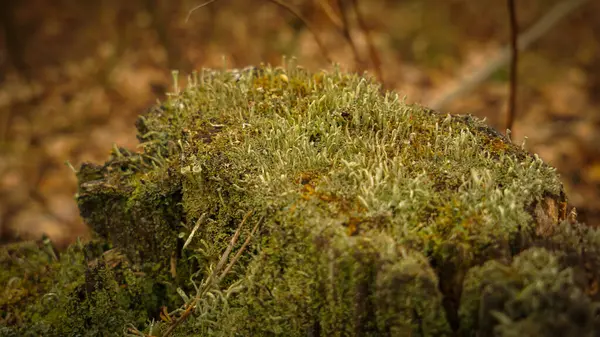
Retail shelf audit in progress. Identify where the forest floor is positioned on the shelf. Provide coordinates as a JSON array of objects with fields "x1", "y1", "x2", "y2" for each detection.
[{"x1": 1, "y1": 0, "x2": 599, "y2": 248}]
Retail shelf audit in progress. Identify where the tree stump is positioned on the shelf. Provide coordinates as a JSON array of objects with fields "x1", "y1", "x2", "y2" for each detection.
[{"x1": 2, "y1": 65, "x2": 599, "y2": 336}]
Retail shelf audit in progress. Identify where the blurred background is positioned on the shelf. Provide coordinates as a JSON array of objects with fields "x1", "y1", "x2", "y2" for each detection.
[{"x1": 0, "y1": 0, "x2": 599, "y2": 248}]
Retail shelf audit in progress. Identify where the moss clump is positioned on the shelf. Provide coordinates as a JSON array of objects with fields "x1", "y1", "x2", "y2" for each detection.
[
  {"x1": 459, "y1": 247, "x2": 600, "y2": 336},
  {"x1": 2, "y1": 63, "x2": 599, "y2": 336},
  {"x1": 0, "y1": 238, "x2": 181, "y2": 336}
]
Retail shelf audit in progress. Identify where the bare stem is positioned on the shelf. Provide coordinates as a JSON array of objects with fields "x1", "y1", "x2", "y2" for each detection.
[
  {"x1": 506, "y1": 0, "x2": 518, "y2": 134},
  {"x1": 163, "y1": 209, "x2": 254, "y2": 337},
  {"x1": 266, "y1": 0, "x2": 332, "y2": 64},
  {"x1": 214, "y1": 209, "x2": 253, "y2": 273},
  {"x1": 185, "y1": 0, "x2": 219, "y2": 23},
  {"x1": 429, "y1": 0, "x2": 589, "y2": 110},
  {"x1": 350, "y1": 0, "x2": 384, "y2": 87},
  {"x1": 337, "y1": 0, "x2": 364, "y2": 71},
  {"x1": 219, "y1": 214, "x2": 264, "y2": 283}
]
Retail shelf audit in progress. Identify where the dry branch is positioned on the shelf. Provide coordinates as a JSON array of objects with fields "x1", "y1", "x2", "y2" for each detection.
[
  {"x1": 429, "y1": 0, "x2": 590, "y2": 111},
  {"x1": 506, "y1": 0, "x2": 519, "y2": 133},
  {"x1": 265, "y1": 0, "x2": 333, "y2": 63}
]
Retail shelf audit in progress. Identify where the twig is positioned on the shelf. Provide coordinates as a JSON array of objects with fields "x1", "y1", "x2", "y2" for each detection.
[
  {"x1": 186, "y1": 0, "x2": 333, "y2": 63},
  {"x1": 265, "y1": 0, "x2": 332, "y2": 64},
  {"x1": 147, "y1": 0, "x2": 188, "y2": 72},
  {"x1": 218, "y1": 214, "x2": 264, "y2": 283},
  {"x1": 506, "y1": 0, "x2": 518, "y2": 134},
  {"x1": 185, "y1": 0, "x2": 219, "y2": 23},
  {"x1": 316, "y1": 0, "x2": 344, "y2": 30},
  {"x1": 214, "y1": 210, "x2": 253, "y2": 273},
  {"x1": 182, "y1": 213, "x2": 207, "y2": 251},
  {"x1": 336, "y1": 0, "x2": 364, "y2": 71},
  {"x1": 350, "y1": 0, "x2": 384, "y2": 87},
  {"x1": 163, "y1": 209, "x2": 254, "y2": 337},
  {"x1": 0, "y1": 0, "x2": 31, "y2": 80},
  {"x1": 162, "y1": 299, "x2": 195, "y2": 337},
  {"x1": 429, "y1": 0, "x2": 590, "y2": 110}
]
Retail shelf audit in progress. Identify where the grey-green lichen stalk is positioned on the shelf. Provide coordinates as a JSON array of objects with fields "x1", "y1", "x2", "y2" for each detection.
[{"x1": 2, "y1": 63, "x2": 599, "y2": 337}]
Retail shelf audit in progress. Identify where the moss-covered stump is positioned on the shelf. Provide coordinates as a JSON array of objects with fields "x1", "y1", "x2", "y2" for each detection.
[{"x1": 2, "y1": 65, "x2": 600, "y2": 336}]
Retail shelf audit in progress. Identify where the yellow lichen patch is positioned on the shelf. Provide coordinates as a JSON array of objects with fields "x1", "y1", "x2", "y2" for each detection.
[
  {"x1": 345, "y1": 216, "x2": 363, "y2": 236},
  {"x1": 490, "y1": 138, "x2": 509, "y2": 153}
]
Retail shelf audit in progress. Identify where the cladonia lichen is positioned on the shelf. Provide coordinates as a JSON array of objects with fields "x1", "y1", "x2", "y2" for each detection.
[{"x1": 2, "y1": 63, "x2": 599, "y2": 336}]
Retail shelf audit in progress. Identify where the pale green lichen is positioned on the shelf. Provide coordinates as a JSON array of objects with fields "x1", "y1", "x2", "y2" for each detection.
[{"x1": 1, "y1": 63, "x2": 597, "y2": 336}]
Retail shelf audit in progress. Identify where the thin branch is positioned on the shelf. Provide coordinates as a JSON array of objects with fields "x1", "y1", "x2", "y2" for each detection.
[
  {"x1": 337, "y1": 0, "x2": 364, "y2": 71},
  {"x1": 186, "y1": 0, "x2": 332, "y2": 63},
  {"x1": 162, "y1": 298, "x2": 195, "y2": 337},
  {"x1": 214, "y1": 209, "x2": 253, "y2": 273},
  {"x1": 182, "y1": 213, "x2": 207, "y2": 251},
  {"x1": 507, "y1": 0, "x2": 518, "y2": 134},
  {"x1": 163, "y1": 209, "x2": 254, "y2": 337},
  {"x1": 185, "y1": 0, "x2": 219, "y2": 23},
  {"x1": 350, "y1": 0, "x2": 383, "y2": 86},
  {"x1": 266, "y1": 0, "x2": 332, "y2": 64},
  {"x1": 316, "y1": 0, "x2": 344, "y2": 30},
  {"x1": 218, "y1": 214, "x2": 264, "y2": 283},
  {"x1": 147, "y1": 0, "x2": 176, "y2": 71},
  {"x1": 429, "y1": 0, "x2": 590, "y2": 110}
]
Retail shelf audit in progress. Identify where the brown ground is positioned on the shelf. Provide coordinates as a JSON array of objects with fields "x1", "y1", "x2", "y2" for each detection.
[{"x1": 1, "y1": 0, "x2": 599, "y2": 249}]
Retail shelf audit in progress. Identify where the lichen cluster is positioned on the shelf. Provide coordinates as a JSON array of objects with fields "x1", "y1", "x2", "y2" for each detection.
[{"x1": 2, "y1": 64, "x2": 600, "y2": 336}]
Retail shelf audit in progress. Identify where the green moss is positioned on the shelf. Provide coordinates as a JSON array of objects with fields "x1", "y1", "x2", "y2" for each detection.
[
  {"x1": 76, "y1": 147, "x2": 184, "y2": 269},
  {"x1": 459, "y1": 247, "x2": 600, "y2": 336},
  {"x1": 3, "y1": 63, "x2": 597, "y2": 336},
  {"x1": 0, "y1": 238, "x2": 183, "y2": 336}
]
